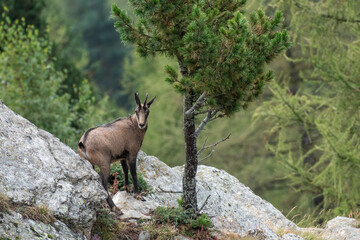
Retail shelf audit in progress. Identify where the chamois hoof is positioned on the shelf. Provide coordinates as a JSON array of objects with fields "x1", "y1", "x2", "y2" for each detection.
[
  {"x1": 111, "y1": 206, "x2": 124, "y2": 216},
  {"x1": 134, "y1": 193, "x2": 146, "y2": 201},
  {"x1": 123, "y1": 185, "x2": 132, "y2": 193}
]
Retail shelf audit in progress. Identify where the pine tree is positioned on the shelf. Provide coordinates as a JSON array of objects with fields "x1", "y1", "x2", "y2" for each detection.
[
  {"x1": 254, "y1": 0, "x2": 360, "y2": 220},
  {"x1": 112, "y1": 0, "x2": 290, "y2": 213}
]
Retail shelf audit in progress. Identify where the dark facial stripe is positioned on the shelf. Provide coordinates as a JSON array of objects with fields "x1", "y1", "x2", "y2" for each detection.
[{"x1": 145, "y1": 112, "x2": 149, "y2": 123}]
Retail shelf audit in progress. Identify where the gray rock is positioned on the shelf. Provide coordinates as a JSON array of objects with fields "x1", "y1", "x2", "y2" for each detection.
[
  {"x1": 138, "y1": 231, "x2": 151, "y2": 240},
  {"x1": 0, "y1": 210, "x2": 85, "y2": 240},
  {"x1": 113, "y1": 191, "x2": 158, "y2": 220},
  {"x1": 115, "y1": 151, "x2": 299, "y2": 239},
  {"x1": 0, "y1": 101, "x2": 107, "y2": 234},
  {"x1": 321, "y1": 216, "x2": 360, "y2": 240},
  {"x1": 281, "y1": 233, "x2": 305, "y2": 240}
]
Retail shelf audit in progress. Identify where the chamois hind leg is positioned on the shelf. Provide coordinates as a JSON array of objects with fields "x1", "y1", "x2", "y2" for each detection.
[
  {"x1": 129, "y1": 156, "x2": 145, "y2": 201},
  {"x1": 121, "y1": 160, "x2": 131, "y2": 193},
  {"x1": 99, "y1": 163, "x2": 123, "y2": 214}
]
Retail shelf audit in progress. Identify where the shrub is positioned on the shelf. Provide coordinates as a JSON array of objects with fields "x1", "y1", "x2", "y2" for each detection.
[
  {"x1": 109, "y1": 161, "x2": 150, "y2": 194},
  {"x1": 153, "y1": 206, "x2": 212, "y2": 230},
  {"x1": 191, "y1": 214, "x2": 212, "y2": 230}
]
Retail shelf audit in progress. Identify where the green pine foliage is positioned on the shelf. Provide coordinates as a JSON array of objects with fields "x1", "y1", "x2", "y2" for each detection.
[
  {"x1": 112, "y1": 0, "x2": 290, "y2": 115},
  {"x1": 254, "y1": 0, "x2": 360, "y2": 220}
]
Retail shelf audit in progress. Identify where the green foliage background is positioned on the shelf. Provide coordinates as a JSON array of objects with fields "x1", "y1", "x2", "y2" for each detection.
[{"x1": 1, "y1": 0, "x2": 359, "y2": 226}]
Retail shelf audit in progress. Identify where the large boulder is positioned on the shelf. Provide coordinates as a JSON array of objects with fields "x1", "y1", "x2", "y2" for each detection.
[
  {"x1": 114, "y1": 151, "x2": 360, "y2": 240},
  {"x1": 0, "y1": 100, "x2": 107, "y2": 239},
  {"x1": 114, "y1": 151, "x2": 299, "y2": 239}
]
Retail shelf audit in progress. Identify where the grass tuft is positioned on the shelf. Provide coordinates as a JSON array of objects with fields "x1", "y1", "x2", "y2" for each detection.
[
  {"x1": 20, "y1": 205, "x2": 56, "y2": 224},
  {"x1": 0, "y1": 193, "x2": 11, "y2": 214}
]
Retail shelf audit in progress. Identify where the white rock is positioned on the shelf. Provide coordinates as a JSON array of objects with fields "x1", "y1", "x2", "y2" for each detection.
[
  {"x1": 0, "y1": 101, "x2": 107, "y2": 236},
  {"x1": 321, "y1": 216, "x2": 360, "y2": 240},
  {"x1": 132, "y1": 151, "x2": 299, "y2": 239},
  {"x1": 281, "y1": 233, "x2": 305, "y2": 240}
]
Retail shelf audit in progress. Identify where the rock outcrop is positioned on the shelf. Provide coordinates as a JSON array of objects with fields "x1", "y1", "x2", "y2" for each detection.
[
  {"x1": 0, "y1": 100, "x2": 107, "y2": 239},
  {"x1": 115, "y1": 151, "x2": 299, "y2": 239},
  {"x1": 114, "y1": 151, "x2": 360, "y2": 240},
  {"x1": 1, "y1": 100, "x2": 359, "y2": 240}
]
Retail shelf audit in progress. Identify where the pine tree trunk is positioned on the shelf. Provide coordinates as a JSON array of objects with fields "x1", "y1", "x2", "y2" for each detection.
[{"x1": 182, "y1": 91, "x2": 198, "y2": 213}]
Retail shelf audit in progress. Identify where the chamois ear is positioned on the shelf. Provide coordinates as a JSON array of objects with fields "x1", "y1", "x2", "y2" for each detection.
[
  {"x1": 146, "y1": 96, "x2": 156, "y2": 108},
  {"x1": 134, "y1": 92, "x2": 141, "y2": 107}
]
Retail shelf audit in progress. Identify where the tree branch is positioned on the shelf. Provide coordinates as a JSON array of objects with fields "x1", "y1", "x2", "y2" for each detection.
[
  {"x1": 194, "y1": 110, "x2": 219, "y2": 138},
  {"x1": 185, "y1": 92, "x2": 207, "y2": 117},
  {"x1": 197, "y1": 194, "x2": 211, "y2": 214},
  {"x1": 156, "y1": 186, "x2": 182, "y2": 194},
  {"x1": 198, "y1": 133, "x2": 231, "y2": 162},
  {"x1": 198, "y1": 149, "x2": 215, "y2": 162}
]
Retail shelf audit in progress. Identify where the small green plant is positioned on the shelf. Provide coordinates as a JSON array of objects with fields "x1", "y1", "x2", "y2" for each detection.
[
  {"x1": 191, "y1": 214, "x2": 212, "y2": 230},
  {"x1": 109, "y1": 162, "x2": 150, "y2": 194},
  {"x1": 92, "y1": 208, "x2": 141, "y2": 240},
  {"x1": 153, "y1": 206, "x2": 212, "y2": 230},
  {"x1": 20, "y1": 205, "x2": 56, "y2": 224},
  {"x1": 176, "y1": 195, "x2": 184, "y2": 208},
  {"x1": 153, "y1": 206, "x2": 191, "y2": 226}
]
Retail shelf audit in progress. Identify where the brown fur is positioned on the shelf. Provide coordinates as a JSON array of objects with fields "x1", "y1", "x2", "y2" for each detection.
[{"x1": 78, "y1": 93, "x2": 155, "y2": 212}]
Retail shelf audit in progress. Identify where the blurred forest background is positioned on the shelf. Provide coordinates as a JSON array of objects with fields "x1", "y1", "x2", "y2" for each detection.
[{"x1": 0, "y1": 0, "x2": 359, "y2": 226}]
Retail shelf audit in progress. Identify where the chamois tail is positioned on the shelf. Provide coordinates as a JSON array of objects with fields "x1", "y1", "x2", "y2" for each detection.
[{"x1": 78, "y1": 141, "x2": 88, "y2": 159}]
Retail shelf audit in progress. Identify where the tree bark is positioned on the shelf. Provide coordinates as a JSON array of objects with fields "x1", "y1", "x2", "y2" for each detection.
[
  {"x1": 182, "y1": 91, "x2": 198, "y2": 213},
  {"x1": 178, "y1": 58, "x2": 198, "y2": 213}
]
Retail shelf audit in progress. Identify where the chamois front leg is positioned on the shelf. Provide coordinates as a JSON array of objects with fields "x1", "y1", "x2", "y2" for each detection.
[
  {"x1": 121, "y1": 160, "x2": 131, "y2": 193},
  {"x1": 99, "y1": 163, "x2": 123, "y2": 214},
  {"x1": 129, "y1": 156, "x2": 145, "y2": 201}
]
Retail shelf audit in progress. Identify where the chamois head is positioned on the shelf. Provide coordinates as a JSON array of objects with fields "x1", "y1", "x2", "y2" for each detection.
[{"x1": 134, "y1": 92, "x2": 156, "y2": 129}]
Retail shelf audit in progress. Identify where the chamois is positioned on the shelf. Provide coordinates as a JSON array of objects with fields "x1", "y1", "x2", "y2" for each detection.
[{"x1": 78, "y1": 93, "x2": 156, "y2": 212}]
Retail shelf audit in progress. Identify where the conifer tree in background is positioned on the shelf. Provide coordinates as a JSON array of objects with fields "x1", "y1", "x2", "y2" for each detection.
[
  {"x1": 254, "y1": 0, "x2": 360, "y2": 220},
  {"x1": 112, "y1": 0, "x2": 290, "y2": 213},
  {"x1": 0, "y1": 9, "x2": 117, "y2": 149}
]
